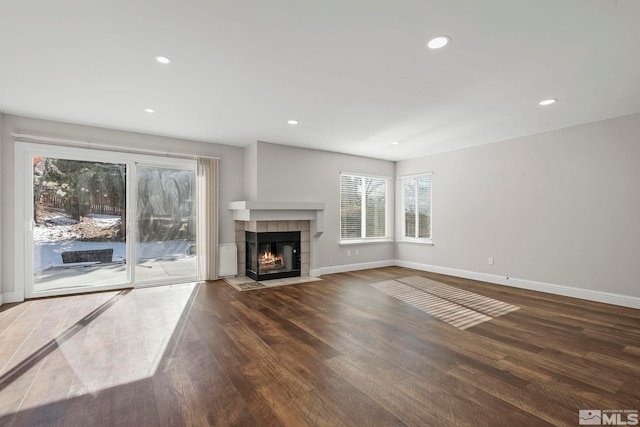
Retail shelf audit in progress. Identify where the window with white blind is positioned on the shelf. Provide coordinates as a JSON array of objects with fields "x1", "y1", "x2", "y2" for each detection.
[
  {"x1": 340, "y1": 173, "x2": 390, "y2": 241},
  {"x1": 401, "y1": 173, "x2": 432, "y2": 242}
]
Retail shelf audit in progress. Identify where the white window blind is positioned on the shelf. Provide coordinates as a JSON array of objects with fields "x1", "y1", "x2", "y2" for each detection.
[
  {"x1": 402, "y1": 174, "x2": 432, "y2": 240},
  {"x1": 340, "y1": 175, "x2": 362, "y2": 239},
  {"x1": 340, "y1": 173, "x2": 389, "y2": 240}
]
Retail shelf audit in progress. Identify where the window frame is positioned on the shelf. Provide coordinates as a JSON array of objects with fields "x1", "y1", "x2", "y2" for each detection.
[
  {"x1": 339, "y1": 172, "x2": 392, "y2": 244},
  {"x1": 399, "y1": 172, "x2": 433, "y2": 245}
]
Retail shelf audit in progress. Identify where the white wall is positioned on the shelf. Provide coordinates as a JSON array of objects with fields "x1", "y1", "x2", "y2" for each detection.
[
  {"x1": 252, "y1": 142, "x2": 395, "y2": 272},
  {"x1": 0, "y1": 113, "x2": 3, "y2": 305},
  {"x1": 5, "y1": 112, "x2": 639, "y2": 307},
  {"x1": 244, "y1": 142, "x2": 258, "y2": 200},
  {"x1": 1, "y1": 114, "x2": 244, "y2": 300},
  {"x1": 396, "y1": 113, "x2": 640, "y2": 300}
]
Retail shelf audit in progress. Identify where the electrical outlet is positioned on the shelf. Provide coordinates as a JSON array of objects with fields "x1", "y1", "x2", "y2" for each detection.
[
  {"x1": 488, "y1": 257, "x2": 494, "y2": 265},
  {"x1": 355, "y1": 249, "x2": 359, "y2": 256},
  {"x1": 347, "y1": 249, "x2": 351, "y2": 257}
]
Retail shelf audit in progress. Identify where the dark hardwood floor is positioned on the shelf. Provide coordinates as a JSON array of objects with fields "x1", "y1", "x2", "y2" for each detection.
[{"x1": 0, "y1": 266, "x2": 638, "y2": 426}]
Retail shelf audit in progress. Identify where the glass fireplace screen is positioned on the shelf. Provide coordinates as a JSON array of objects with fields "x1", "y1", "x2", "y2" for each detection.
[{"x1": 246, "y1": 231, "x2": 301, "y2": 281}]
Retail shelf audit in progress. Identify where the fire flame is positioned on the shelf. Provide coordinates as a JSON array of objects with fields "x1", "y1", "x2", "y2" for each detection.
[{"x1": 259, "y1": 250, "x2": 284, "y2": 270}]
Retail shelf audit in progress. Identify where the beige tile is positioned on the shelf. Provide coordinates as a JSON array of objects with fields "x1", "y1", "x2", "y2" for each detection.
[
  {"x1": 277, "y1": 221, "x2": 288, "y2": 231},
  {"x1": 288, "y1": 220, "x2": 299, "y2": 231},
  {"x1": 299, "y1": 220, "x2": 310, "y2": 231},
  {"x1": 258, "y1": 276, "x2": 322, "y2": 288},
  {"x1": 301, "y1": 263, "x2": 310, "y2": 275},
  {"x1": 301, "y1": 242, "x2": 310, "y2": 253},
  {"x1": 224, "y1": 276, "x2": 253, "y2": 285},
  {"x1": 301, "y1": 253, "x2": 310, "y2": 264},
  {"x1": 301, "y1": 231, "x2": 310, "y2": 242},
  {"x1": 235, "y1": 221, "x2": 244, "y2": 231},
  {"x1": 235, "y1": 230, "x2": 245, "y2": 242},
  {"x1": 257, "y1": 221, "x2": 268, "y2": 232},
  {"x1": 245, "y1": 221, "x2": 257, "y2": 232},
  {"x1": 267, "y1": 221, "x2": 279, "y2": 232}
]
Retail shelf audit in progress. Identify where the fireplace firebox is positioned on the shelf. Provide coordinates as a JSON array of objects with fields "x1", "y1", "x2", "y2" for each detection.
[{"x1": 245, "y1": 231, "x2": 301, "y2": 281}]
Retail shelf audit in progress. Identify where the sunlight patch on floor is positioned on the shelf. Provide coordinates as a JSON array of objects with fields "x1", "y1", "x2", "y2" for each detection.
[
  {"x1": 371, "y1": 276, "x2": 519, "y2": 330},
  {"x1": 0, "y1": 283, "x2": 197, "y2": 414}
]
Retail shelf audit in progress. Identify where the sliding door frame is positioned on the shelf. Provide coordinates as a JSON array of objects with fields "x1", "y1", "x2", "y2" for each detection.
[{"x1": 15, "y1": 141, "x2": 196, "y2": 299}]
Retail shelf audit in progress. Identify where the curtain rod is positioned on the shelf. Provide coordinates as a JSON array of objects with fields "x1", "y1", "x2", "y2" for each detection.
[{"x1": 11, "y1": 133, "x2": 221, "y2": 160}]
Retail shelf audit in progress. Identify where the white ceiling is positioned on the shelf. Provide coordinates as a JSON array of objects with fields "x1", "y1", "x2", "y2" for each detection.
[{"x1": 1, "y1": 0, "x2": 639, "y2": 161}]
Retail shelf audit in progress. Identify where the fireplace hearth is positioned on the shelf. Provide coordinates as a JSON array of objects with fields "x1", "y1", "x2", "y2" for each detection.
[{"x1": 246, "y1": 231, "x2": 301, "y2": 281}]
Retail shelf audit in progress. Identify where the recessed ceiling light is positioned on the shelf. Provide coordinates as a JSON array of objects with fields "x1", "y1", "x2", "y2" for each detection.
[
  {"x1": 145, "y1": 108, "x2": 155, "y2": 113},
  {"x1": 390, "y1": 141, "x2": 399, "y2": 145},
  {"x1": 287, "y1": 120, "x2": 299, "y2": 125},
  {"x1": 427, "y1": 36, "x2": 450, "y2": 49},
  {"x1": 155, "y1": 56, "x2": 171, "y2": 64},
  {"x1": 539, "y1": 99, "x2": 557, "y2": 106}
]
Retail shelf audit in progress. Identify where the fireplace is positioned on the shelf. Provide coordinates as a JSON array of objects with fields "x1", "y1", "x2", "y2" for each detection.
[{"x1": 245, "y1": 231, "x2": 301, "y2": 281}]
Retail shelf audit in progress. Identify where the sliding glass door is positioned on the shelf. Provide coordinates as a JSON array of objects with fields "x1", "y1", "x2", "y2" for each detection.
[
  {"x1": 135, "y1": 164, "x2": 196, "y2": 285},
  {"x1": 33, "y1": 157, "x2": 128, "y2": 293},
  {"x1": 19, "y1": 143, "x2": 197, "y2": 298}
]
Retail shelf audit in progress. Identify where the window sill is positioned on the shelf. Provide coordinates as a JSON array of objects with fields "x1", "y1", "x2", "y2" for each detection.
[
  {"x1": 396, "y1": 238, "x2": 434, "y2": 246},
  {"x1": 339, "y1": 238, "x2": 393, "y2": 246}
]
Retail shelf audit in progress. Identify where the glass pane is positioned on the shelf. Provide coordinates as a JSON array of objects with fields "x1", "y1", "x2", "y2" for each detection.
[
  {"x1": 135, "y1": 166, "x2": 196, "y2": 282},
  {"x1": 33, "y1": 157, "x2": 127, "y2": 292},
  {"x1": 257, "y1": 242, "x2": 298, "y2": 275},
  {"x1": 365, "y1": 178, "x2": 386, "y2": 238},
  {"x1": 418, "y1": 176, "x2": 431, "y2": 238},
  {"x1": 404, "y1": 178, "x2": 416, "y2": 238}
]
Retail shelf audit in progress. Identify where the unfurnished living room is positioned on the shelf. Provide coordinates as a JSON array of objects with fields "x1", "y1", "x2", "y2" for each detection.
[{"x1": 1, "y1": 1, "x2": 639, "y2": 426}]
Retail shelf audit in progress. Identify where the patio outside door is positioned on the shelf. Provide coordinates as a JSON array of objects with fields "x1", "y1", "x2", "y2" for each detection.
[
  {"x1": 134, "y1": 164, "x2": 196, "y2": 285},
  {"x1": 32, "y1": 156, "x2": 128, "y2": 294}
]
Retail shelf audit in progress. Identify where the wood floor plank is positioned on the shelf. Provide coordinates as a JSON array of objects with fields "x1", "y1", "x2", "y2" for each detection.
[
  {"x1": 268, "y1": 342, "x2": 407, "y2": 427},
  {"x1": 153, "y1": 354, "x2": 210, "y2": 427},
  {"x1": 176, "y1": 322, "x2": 258, "y2": 427},
  {"x1": 448, "y1": 363, "x2": 576, "y2": 426},
  {"x1": 623, "y1": 344, "x2": 640, "y2": 356},
  {"x1": 0, "y1": 299, "x2": 57, "y2": 375},
  {"x1": 0, "y1": 301, "x2": 33, "y2": 337},
  {"x1": 0, "y1": 267, "x2": 638, "y2": 426},
  {"x1": 325, "y1": 354, "x2": 447, "y2": 427},
  {"x1": 222, "y1": 321, "x2": 314, "y2": 399}
]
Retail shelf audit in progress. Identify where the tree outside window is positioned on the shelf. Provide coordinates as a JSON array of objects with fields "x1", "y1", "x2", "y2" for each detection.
[
  {"x1": 340, "y1": 173, "x2": 389, "y2": 240},
  {"x1": 402, "y1": 174, "x2": 431, "y2": 241}
]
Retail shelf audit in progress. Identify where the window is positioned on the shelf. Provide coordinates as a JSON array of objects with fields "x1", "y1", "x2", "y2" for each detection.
[
  {"x1": 340, "y1": 173, "x2": 390, "y2": 241},
  {"x1": 402, "y1": 174, "x2": 432, "y2": 242}
]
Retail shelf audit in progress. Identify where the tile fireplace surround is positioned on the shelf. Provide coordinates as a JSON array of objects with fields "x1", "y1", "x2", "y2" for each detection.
[{"x1": 229, "y1": 201, "x2": 325, "y2": 279}]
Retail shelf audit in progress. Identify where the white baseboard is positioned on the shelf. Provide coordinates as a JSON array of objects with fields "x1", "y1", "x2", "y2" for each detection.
[
  {"x1": 0, "y1": 291, "x2": 24, "y2": 304},
  {"x1": 315, "y1": 260, "x2": 395, "y2": 276},
  {"x1": 395, "y1": 260, "x2": 640, "y2": 309},
  {"x1": 4, "y1": 259, "x2": 636, "y2": 309}
]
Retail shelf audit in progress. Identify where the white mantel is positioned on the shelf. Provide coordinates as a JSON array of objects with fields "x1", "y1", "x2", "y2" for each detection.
[{"x1": 228, "y1": 201, "x2": 325, "y2": 236}]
